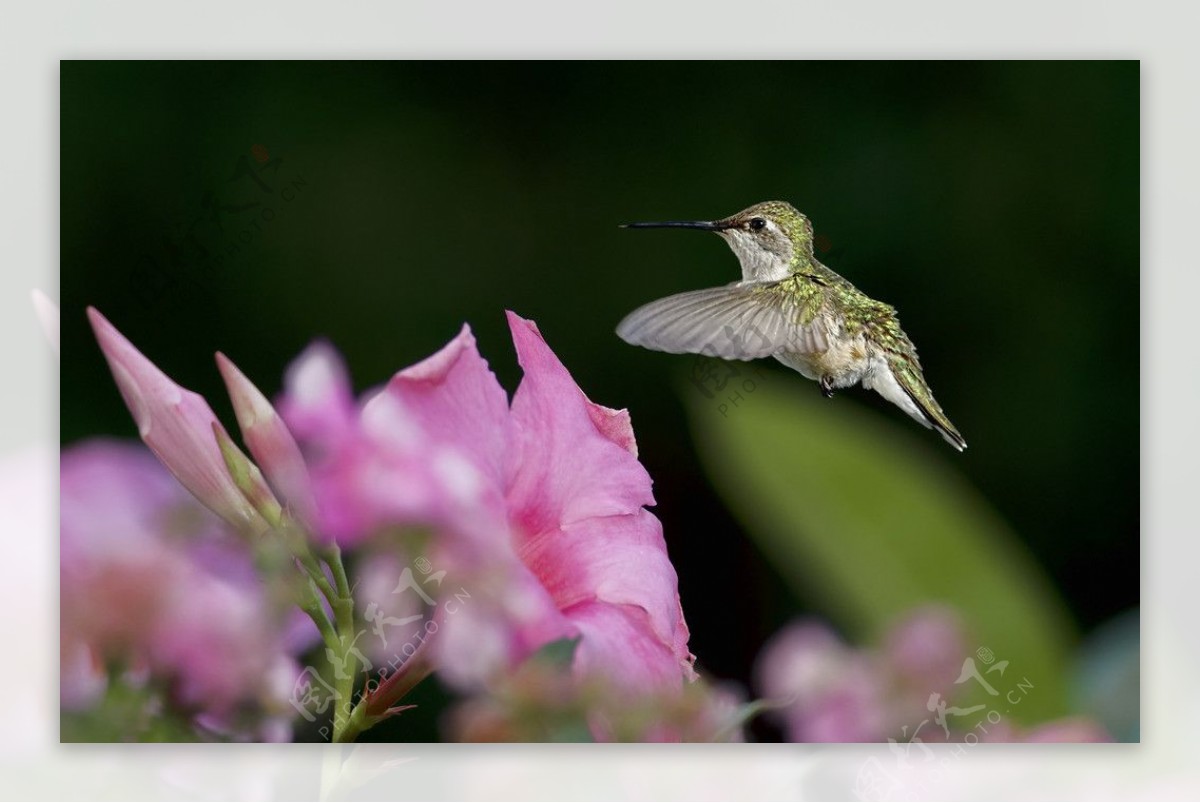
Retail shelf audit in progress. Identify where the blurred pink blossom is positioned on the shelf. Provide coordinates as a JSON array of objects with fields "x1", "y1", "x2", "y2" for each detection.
[
  {"x1": 756, "y1": 606, "x2": 1110, "y2": 743},
  {"x1": 61, "y1": 439, "x2": 303, "y2": 738},
  {"x1": 755, "y1": 620, "x2": 886, "y2": 742},
  {"x1": 82, "y1": 306, "x2": 696, "y2": 739}
]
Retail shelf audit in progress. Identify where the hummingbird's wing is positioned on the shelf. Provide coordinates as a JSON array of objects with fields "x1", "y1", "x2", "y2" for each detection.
[{"x1": 616, "y1": 282, "x2": 823, "y2": 360}]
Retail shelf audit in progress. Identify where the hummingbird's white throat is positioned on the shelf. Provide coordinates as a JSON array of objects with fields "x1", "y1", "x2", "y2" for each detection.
[{"x1": 719, "y1": 225, "x2": 794, "y2": 283}]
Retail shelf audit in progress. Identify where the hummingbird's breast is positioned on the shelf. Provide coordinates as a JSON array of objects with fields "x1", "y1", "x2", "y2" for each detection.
[{"x1": 774, "y1": 311, "x2": 874, "y2": 389}]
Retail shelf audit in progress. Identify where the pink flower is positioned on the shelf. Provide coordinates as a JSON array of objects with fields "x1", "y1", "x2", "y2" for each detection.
[
  {"x1": 216, "y1": 351, "x2": 318, "y2": 529},
  {"x1": 61, "y1": 439, "x2": 303, "y2": 737},
  {"x1": 279, "y1": 312, "x2": 696, "y2": 720},
  {"x1": 87, "y1": 308, "x2": 270, "y2": 534},
  {"x1": 884, "y1": 607, "x2": 967, "y2": 693},
  {"x1": 755, "y1": 620, "x2": 886, "y2": 742},
  {"x1": 84, "y1": 304, "x2": 696, "y2": 738},
  {"x1": 757, "y1": 607, "x2": 1111, "y2": 743}
]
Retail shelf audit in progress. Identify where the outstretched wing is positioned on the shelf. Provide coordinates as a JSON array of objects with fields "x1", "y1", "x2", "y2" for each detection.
[{"x1": 616, "y1": 281, "x2": 826, "y2": 361}]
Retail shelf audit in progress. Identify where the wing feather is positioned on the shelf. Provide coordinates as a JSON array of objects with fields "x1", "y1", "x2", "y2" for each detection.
[{"x1": 616, "y1": 282, "x2": 822, "y2": 361}]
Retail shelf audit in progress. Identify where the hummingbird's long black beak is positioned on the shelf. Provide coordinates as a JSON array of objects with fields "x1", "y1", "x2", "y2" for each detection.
[{"x1": 620, "y1": 220, "x2": 728, "y2": 231}]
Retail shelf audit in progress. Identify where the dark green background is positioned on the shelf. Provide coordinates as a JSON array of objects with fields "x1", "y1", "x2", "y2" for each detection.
[{"x1": 60, "y1": 61, "x2": 1139, "y2": 738}]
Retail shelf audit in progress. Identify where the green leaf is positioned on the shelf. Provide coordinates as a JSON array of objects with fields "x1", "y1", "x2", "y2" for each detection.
[
  {"x1": 525, "y1": 636, "x2": 582, "y2": 672},
  {"x1": 60, "y1": 680, "x2": 206, "y2": 742},
  {"x1": 685, "y1": 372, "x2": 1077, "y2": 722}
]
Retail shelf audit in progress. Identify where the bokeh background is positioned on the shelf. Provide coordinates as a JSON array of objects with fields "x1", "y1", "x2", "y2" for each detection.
[{"x1": 60, "y1": 61, "x2": 1138, "y2": 741}]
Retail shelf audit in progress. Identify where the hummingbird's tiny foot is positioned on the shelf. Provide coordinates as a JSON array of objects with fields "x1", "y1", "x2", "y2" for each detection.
[{"x1": 820, "y1": 375, "x2": 835, "y2": 399}]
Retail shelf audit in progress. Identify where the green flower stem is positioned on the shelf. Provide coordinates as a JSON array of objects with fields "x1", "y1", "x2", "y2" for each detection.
[
  {"x1": 335, "y1": 659, "x2": 432, "y2": 744},
  {"x1": 333, "y1": 700, "x2": 374, "y2": 744},
  {"x1": 326, "y1": 543, "x2": 353, "y2": 603},
  {"x1": 215, "y1": 424, "x2": 374, "y2": 739},
  {"x1": 295, "y1": 570, "x2": 339, "y2": 650},
  {"x1": 295, "y1": 547, "x2": 337, "y2": 604},
  {"x1": 322, "y1": 543, "x2": 360, "y2": 743}
]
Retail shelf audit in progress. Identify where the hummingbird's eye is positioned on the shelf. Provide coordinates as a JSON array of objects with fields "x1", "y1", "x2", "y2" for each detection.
[{"x1": 749, "y1": 217, "x2": 767, "y2": 231}]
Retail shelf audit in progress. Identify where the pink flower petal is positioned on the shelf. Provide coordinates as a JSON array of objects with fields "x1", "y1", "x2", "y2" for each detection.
[
  {"x1": 62, "y1": 438, "x2": 304, "y2": 732},
  {"x1": 435, "y1": 556, "x2": 577, "y2": 690},
  {"x1": 569, "y1": 601, "x2": 689, "y2": 697},
  {"x1": 60, "y1": 638, "x2": 107, "y2": 712},
  {"x1": 277, "y1": 339, "x2": 356, "y2": 445},
  {"x1": 216, "y1": 352, "x2": 318, "y2": 529},
  {"x1": 377, "y1": 324, "x2": 512, "y2": 500},
  {"x1": 755, "y1": 619, "x2": 888, "y2": 742},
  {"x1": 585, "y1": 401, "x2": 639, "y2": 456},
  {"x1": 87, "y1": 307, "x2": 267, "y2": 533},
  {"x1": 883, "y1": 606, "x2": 966, "y2": 694},
  {"x1": 505, "y1": 312, "x2": 654, "y2": 534},
  {"x1": 517, "y1": 509, "x2": 694, "y2": 679}
]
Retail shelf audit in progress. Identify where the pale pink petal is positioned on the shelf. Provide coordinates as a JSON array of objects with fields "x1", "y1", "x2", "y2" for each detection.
[
  {"x1": 585, "y1": 401, "x2": 639, "y2": 456},
  {"x1": 352, "y1": 552, "x2": 427, "y2": 664},
  {"x1": 756, "y1": 620, "x2": 846, "y2": 705},
  {"x1": 568, "y1": 602, "x2": 688, "y2": 698},
  {"x1": 61, "y1": 439, "x2": 190, "y2": 555},
  {"x1": 277, "y1": 337, "x2": 494, "y2": 546},
  {"x1": 517, "y1": 509, "x2": 694, "y2": 679},
  {"x1": 755, "y1": 620, "x2": 888, "y2": 742},
  {"x1": 148, "y1": 571, "x2": 278, "y2": 716},
  {"x1": 311, "y1": 324, "x2": 516, "y2": 548},
  {"x1": 87, "y1": 307, "x2": 267, "y2": 533},
  {"x1": 216, "y1": 352, "x2": 318, "y2": 529},
  {"x1": 435, "y1": 557, "x2": 577, "y2": 690},
  {"x1": 377, "y1": 324, "x2": 512, "y2": 498},
  {"x1": 505, "y1": 312, "x2": 654, "y2": 535},
  {"x1": 883, "y1": 606, "x2": 966, "y2": 694},
  {"x1": 61, "y1": 438, "x2": 308, "y2": 733},
  {"x1": 306, "y1": 439, "x2": 444, "y2": 545},
  {"x1": 61, "y1": 441, "x2": 195, "y2": 649},
  {"x1": 60, "y1": 638, "x2": 107, "y2": 711},
  {"x1": 277, "y1": 339, "x2": 356, "y2": 445},
  {"x1": 793, "y1": 659, "x2": 885, "y2": 742}
]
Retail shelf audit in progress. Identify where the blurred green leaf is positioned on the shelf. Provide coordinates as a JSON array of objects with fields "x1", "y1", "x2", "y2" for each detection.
[
  {"x1": 525, "y1": 636, "x2": 582, "y2": 672},
  {"x1": 61, "y1": 681, "x2": 205, "y2": 743},
  {"x1": 1072, "y1": 608, "x2": 1139, "y2": 741},
  {"x1": 686, "y1": 372, "x2": 1077, "y2": 722}
]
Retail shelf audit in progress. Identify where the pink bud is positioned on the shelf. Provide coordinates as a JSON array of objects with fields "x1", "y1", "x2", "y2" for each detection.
[
  {"x1": 216, "y1": 352, "x2": 318, "y2": 529},
  {"x1": 86, "y1": 307, "x2": 267, "y2": 533}
]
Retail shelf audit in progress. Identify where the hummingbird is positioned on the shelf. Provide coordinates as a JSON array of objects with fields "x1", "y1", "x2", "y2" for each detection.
[{"x1": 615, "y1": 200, "x2": 967, "y2": 451}]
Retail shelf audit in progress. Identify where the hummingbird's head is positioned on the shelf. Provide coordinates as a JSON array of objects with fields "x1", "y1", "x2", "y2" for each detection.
[{"x1": 623, "y1": 200, "x2": 814, "y2": 282}]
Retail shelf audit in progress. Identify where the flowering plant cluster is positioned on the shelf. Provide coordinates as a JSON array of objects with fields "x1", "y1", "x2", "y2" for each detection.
[
  {"x1": 62, "y1": 306, "x2": 1109, "y2": 743},
  {"x1": 756, "y1": 607, "x2": 1109, "y2": 744},
  {"x1": 65, "y1": 308, "x2": 729, "y2": 742}
]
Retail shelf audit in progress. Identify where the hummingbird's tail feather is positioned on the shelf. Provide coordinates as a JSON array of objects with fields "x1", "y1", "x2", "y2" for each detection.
[
  {"x1": 916, "y1": 403, "x2": 968, "y2": 452},
  {"x1": 870, "y1": 356, "x2": 967, "y2": 452}
]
